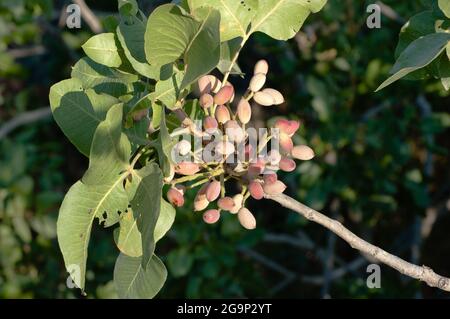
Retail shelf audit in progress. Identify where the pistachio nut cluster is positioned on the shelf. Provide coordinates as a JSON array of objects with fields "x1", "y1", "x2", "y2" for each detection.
[{"x1": 165, "y1": 60, "x2": 315, "y2": 230}]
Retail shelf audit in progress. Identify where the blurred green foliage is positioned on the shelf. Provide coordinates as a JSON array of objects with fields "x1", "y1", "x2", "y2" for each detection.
[{"x1": 0, "y1": 0, "x2": 449, "y2": 298}]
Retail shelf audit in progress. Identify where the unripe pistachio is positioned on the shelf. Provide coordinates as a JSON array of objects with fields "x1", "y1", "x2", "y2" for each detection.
[
  {"x1": 198, "y1": 75, "x2": 212, "y2": 95},
  {"x1": 194, "y1": 184, "x2": 209, "y2": 211},
  {"x1": 249, "y1": 73, "x2": 266, "y2": 92},
  {"x1": 248, "y1": 158, "x2": 265, "y2": 176},
  {"x1": 237, "y1": 98, "x2": 251, "y2": 124},
  {"x1": 253, "y1": 91, "x2": 276, "y2": 106},
  {"x1": 215, "y1": 140, "x2": 235, "y2": 157},
  {"x1": 199, "y1": 93, "x2": 214, "y2": 108},
  {"x1": 174, "y1": 140, "x2": 191, "y2": 156},
  {"x1": 175, "y1": 162, "x2": 200, "y2": 175},
  {"x1": 238, "y1": 207, "x2": 256, "y2": 230},
  {"x1": 208, "y1": 75, "x2": 222, "y2": 93},
  {"x1": 263, "y1": 172, "x2": 278, "y2": 184},
  {"x1": 279, "y1": 157, "x2": 296, "y2": 172},
  {"x1": 274, "y1": 119, "x2": 300, "y2": 137},
  {"x1": 175, "y1": 184, "x2": 186, "y2": 195},
  {"x1": 230, "y1": 194, "x2": 244, "y2": 214},
  {"x1": 267, "y1": 149, "x2": 281, "y2": 166},
  {"x1": 198, "y1": 75, "x2": 222, "y2": 94},
  {"x1": 214, "y1": 85, "x2": 234, "y2": 105},
  {"x1": 203, "y1": 209, "x2": 221, "y2": 224},
  {"x1": 249, "y1": 180, "x2": 264, "y2": 200},
  {"x1": 203, "y1": 116, "x2": 218, "y2": 130},
  {"x1": 224, "y1": 120, "x2": 245, "y2": 144},
  {"x1": 218, "y1": 197, "x2": 235, "y2": 211},
  {"x1": 254, "y1": 59, "x2": 269, "y2": 75},
  {"x1": 262, "y1": 88, "x2": 284, "y2": 105},
  {"x1": 291, "y1": 145, "x2": 315, "y2": 160},
  {"x1": 167, "y1": 187, "x2": 184, "y2": 207},
  {"x1": 206, "y1": 180, "x2": 221, "y2": 202},
  {"x1": 215, "y1": 105, "x2": 231, "y2": 124},
  {"x1": 279, "y1": 133, "x2": 294, "y2": 152},
  {"x1": 263, "y1": 180, "x2": 287, "y2": 195}
]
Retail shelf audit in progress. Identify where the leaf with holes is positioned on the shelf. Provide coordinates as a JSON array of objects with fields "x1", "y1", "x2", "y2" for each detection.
[
  {"x1": 113, "y1": 198, "x2": 176, "y2": 257},
  {"x1": 130, "y1": 163, "x2": 163, "y2": 268},
  {"x1": 57, "y1": 179, "x2": 129, "y2": 291},
  {"x1": 188, "y1": 0, "x2": 258, "y2": 41}
]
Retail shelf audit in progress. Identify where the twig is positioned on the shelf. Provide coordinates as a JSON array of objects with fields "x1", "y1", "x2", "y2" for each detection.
[
  {"x1": 301, "y1": 257, "x2": 367, "y2": 285},
  {"x1": 265, "y1": 193, "x2": 450, "y2": 292},
  {"x1": 73, "y1": 0, "x2": 103, "y2": 34},
  {"x1": 376, "y1": 1, "x2": 406, "y2": 24},
  {"x1": 321, "y1": 206, "x2": 338, "y2": 298},
  {"x1": 238, "y1": 247, "x2": 296, "y2": 295},
  {"x1": 8, "y1": 46, "x2": 46, "y2": 59},
  {"x1": 0, "y1": 107, "x2": 52, "y2": 140}
]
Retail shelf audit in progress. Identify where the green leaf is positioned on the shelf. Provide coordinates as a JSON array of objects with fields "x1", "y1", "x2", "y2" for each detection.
[
  {"x1": 118, "y1": 0, "x2": 138, "y2": 16},
  {"x1": 114, "y1": 209, "x2": 141, "y2": 257},
  {"x1": 144, "y1": 4, "x2": 221, "y2": 89},
  {"x1": 156, "y1": 111, "x2": 177, "y2": 177},
  {"x1": 188, "y1": 0, "x2": 258, "y2": 41},
  {"x1": 57, "y1": 179, "x2": 129, "y2": 291},
  {"x1": 154, "y1": 198, "x2": 176, "y2": 242},
  {"x1": 150, "y1": 71, "x2": 185, "y2": 109},
  {"x1": 395, "y1": 11, "x2": 435, "y2": 57},
  {"x1": 151, "y1": 103, "x2": 163, "y2": 130},
  {"x1": 117, "y1": 16, "x2": 173, "y2": 80},
  {"x1": 145, "y1": 4, "x2": 198, "y2": 66},
  {"x1": 439, "y1": 0, "x2": 450, "y2": 18},
  {"x1": 49, "y1": 78, "x2": 119, "y2": 156},
  {"x1": 217, "y1": 38, "x2": 243, "y2": 75},
  {"x1": 180, "y1": 6, "x2": 221, "y2": 88},
  {"x1": 82, "y1": 103, "x2": 131, "y2": 185},
  {"x1": 130, "y1": 163, "x2": 163, "y2": 268},
  {"x1": 113, "y1": 198, "x2": 176, "y2": 257},
  {"x1": 125, "y1": 117, "x2": 150, "y2": 150},
  {"x1": 82, "y1": 33, "x2": 122, "y2": 68},
  {"x1": 113, "y1": 253, "x2": 167, "y2": 299},
  {"x1": 376, "y1": 33, "x2": 450, "y2": 92},
  {"x1": 250, "y1": 0, "x2": 328, "y2": 40},
  {"x1": 72, "y1": 57, "x2": 138, "y2": 97}
]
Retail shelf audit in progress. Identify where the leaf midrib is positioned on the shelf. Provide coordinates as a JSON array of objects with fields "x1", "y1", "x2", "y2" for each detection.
[
  {"x1": 249, "y1": 0, "x2": 287, "y2": 34},
  {"x1": 53, "y1": 87, "x2": 102, "y2": 123},
  {"x1": 220, "y1": 0, "x2": 246, "y2": 36}
]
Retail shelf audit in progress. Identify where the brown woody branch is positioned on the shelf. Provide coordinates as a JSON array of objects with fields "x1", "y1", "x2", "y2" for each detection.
[{"x1": 265, "y1": 193, "x2": 450, "y2": 292}]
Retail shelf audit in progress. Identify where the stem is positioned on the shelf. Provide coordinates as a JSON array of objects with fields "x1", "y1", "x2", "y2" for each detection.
[
  {"x1": 265, "y1": 193, "x2": 450, "y2": 292},
  {"x1": 171, "y1": 172, "x2": 207, "y2": 185},
  {"x1": 221, "y1": 35, "x2": 249, "y2": 87}
]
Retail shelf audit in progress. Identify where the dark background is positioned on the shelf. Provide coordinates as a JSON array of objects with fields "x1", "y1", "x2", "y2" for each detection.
[{"x1": 0, "y1": 0, "x2": 449, "y2": 298}]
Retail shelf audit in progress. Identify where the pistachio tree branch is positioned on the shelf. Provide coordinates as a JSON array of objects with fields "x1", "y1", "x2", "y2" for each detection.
[
  {"x1": 265, "y1": 193, "x2": 450, "y2": 292},
  {"x1": 0, "y1": 107, "x2": 52, "y2": 140},
  {"x1": 72, "y1": 0, "x2": 102, "y2": 34}
]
